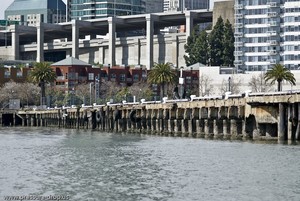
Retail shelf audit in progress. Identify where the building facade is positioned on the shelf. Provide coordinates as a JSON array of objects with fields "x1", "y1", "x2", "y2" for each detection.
[
  {"x1": 145, "y1": 0, "x2": 164, "y2": 13},
  {"x1": 67, "y1": 0, "x2": 146, "y2": 21},
  {"x1": 234, "y1": 0, "x2": 300, "y2": 72},
  {"x1": 0, "y1": 66, "x2": 31, "y2": 86},
  {"x1": 164, "y1": 0, "x2": 209, "y2": 12},
  {"x1": 5, "y1": 0, "x2": 67, "y2": 26}
]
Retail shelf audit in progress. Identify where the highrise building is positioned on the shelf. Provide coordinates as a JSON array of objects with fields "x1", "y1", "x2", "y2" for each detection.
[
  {"x1": 146, "y1": 0, "x2": 164, "y2": 13},
  {"x1": 5, "y1": 0, "x2": 66, "y2": 26},
  {"x1": 164, "y1": 0, "x2": 209, "y2": 12},
  {"x1": 234, "y1": 0, "x2": 300, "y2": 71},
  {"x1": 67, "y1": 0, "x2": 146, "y2": 21}
]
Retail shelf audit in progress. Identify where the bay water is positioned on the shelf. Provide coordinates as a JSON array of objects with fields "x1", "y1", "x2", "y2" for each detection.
[{"x1": 0, "y1": 127, "x2": 299, "y2": 201}]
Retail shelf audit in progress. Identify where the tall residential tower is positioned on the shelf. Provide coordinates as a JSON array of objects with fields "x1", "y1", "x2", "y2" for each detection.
[
  {"x1": 234, "y1": 0, "x2": 300, "y2": 71},
  {"x1": 67, "y1": 0, "x2": 146, "y2": 21}
]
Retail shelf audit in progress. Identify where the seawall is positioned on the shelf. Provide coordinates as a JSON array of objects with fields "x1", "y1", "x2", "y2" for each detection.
[{"x1": 2, "y1": 91, "x2": 300, "y2": 142}]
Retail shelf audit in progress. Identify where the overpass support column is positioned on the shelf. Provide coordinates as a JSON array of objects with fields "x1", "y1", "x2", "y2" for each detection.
[
  {"x1": 296, "y1": 103, "x2": 300, "y2": 140},
  {"x1": 278, "y1": 103, "x2": 286, "y2": 141},
  {"x1": 185, "y1": 11, "x2": 195, "y2": 39},
  {"x1": 108, "y1": 17, "x2": 116, "y2": 66},
  {"x1": 11, "y1": 25, "x2": 20, "y2": 60},
  {"x1": 99, "y1": 47, "x2": 105, "y2": 64},
  {"x1": 36, "y1": 22, "x2": 44, "y2": 62},
  {"x1": 146, "y1": 14, "x2": 154, "y2": 70},
  {"x1": 72, "y1": 20, "x2": 79, "y2": 59},
  {"x1": 172, "y1": 35, "x2": 179, "y2": 68}
]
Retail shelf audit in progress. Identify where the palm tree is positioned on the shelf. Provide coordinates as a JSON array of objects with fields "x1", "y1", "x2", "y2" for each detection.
[
  {"x1": 147, "y1": 62, "x2": 177, "y2": 98},
  {"x1": 264, "y1": 64, "x2": 296, "y2": 91},
  {"x1": 29, "y1": 62, "x2": 57, "y2": 105}
]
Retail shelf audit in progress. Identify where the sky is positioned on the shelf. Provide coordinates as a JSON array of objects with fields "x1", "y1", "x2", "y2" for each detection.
[{"x1": 0, "y1": 0, "x2": 218, "y2": 19}]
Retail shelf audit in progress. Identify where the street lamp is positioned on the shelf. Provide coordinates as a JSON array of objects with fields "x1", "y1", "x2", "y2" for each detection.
[
  {"x1": 95, "y1": 75, "x2": 99, "y2": 104},
  {"x1": 228, "y1": 76, "x2": 231, "y2": 92},
  {"x1": 89, "y1": 82, "x2": 93, "y2": 105},
  {"x1": 190, "y1": 66, "x2": 193, "y2": 96},
  {"x1": 179, "y1": 66, "x2": 185, "y2": 99}
]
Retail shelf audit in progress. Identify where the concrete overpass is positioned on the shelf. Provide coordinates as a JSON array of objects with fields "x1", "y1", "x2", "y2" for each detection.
[{"x1": 0, "y1": 10, "x2": 212, "y2": 69}]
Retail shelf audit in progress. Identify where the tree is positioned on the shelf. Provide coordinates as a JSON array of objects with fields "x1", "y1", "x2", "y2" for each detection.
[
  {"x1": 184, "y1": 26, "x2": 200, "y2": 66},
  {"x1": 184, "y1": 18, "x2": 234, "y2": 67},
  {"x1": 0, "y1": 81, "x2": 40, "y2": 108},
  {"x1": 75, "y1": 83, "x2": 91, "y2": 105},
  {"x1": 248, "y1": 73, "x2": 273, "y2": 92},
  {"x1": 199, "y1": 74, "x2": 214, "y2": 96},
  {"x1": 0, "y1": 81, "x2": 21, "y2": 108},
  {"x1": 210, "y1": 16, "x2": 224, "y2": 66},
  {"x1": 184, "y1": 27, "x2": 210, "y2": 66},
  {"x1": 222, "y1": 19, "x2": 234, "y2": 67},
  {"x1": 195, "y1": 30, "x2": 209, "y2": 65},
  {"x1": 100, "y1": 81, "x2": 122, "y2": 103},
  {"x1": 28, "y1": 62, "x2": 56, "y2": 105},
  {"x1": 219, "y1": 76, "x2": 242, "y2": 94},
  {"x1": 128, "y1": 81, "x2": 153, "y2": 101},
  {"x1": 264, "y1": 64, "x2": 296, "y2": 91},
  {"x1": 18, "y1": 82, "x2": 40, "y2": 106},
  {"x1": 147, "y1": 62, "x2": 177, "y2": 98}
]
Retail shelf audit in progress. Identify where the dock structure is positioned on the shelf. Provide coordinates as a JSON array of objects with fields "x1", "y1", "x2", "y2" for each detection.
[{"x1": 2, "y1": 91, "x2": 300, "y2": 142}]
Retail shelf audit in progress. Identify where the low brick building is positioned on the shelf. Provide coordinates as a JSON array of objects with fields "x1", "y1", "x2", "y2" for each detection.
[{"x1": 0, "y1": 66, "x2": 31, "y2": 85}]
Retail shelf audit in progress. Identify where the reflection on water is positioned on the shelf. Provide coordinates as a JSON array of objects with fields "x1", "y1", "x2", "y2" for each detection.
[{"x1": 0, "y1": 127, "x2": 300, "y2": 201}]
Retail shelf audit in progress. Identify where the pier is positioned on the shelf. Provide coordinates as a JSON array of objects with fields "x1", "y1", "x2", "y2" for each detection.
[{"x1": 2, "y1": 91, "x2": 300, "y2": 142}]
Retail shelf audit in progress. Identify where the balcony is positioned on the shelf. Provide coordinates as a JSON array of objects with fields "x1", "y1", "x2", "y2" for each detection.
[
  {"x1": 235, "y1": 23, "x2": 243, "y2": 28},
  {"x1": 234, "y1": 60, "x2": 243, "y2": 65},
  {"x1": 270, "y1": 59, "x2": 277, "y2": 64},
  {"x1": 269, "y1": 21, "x2": 277, "y2": 26},
  {"x1": 269, "y1": 50, "x2": 277, "y2": 55},
  {"x1": 234, "y1": 32, "x2": 243, "y2": 37},
  {"x1": 267, "y1": 2, "x2": 277, "y2": 8},
  {"x1": 267, "y1": 12, "x2": 277, "y2": 17},
  {"x1": 234, "y1": 4, "x2": 243, "y2": 10},
  {"x1": 234, "y1": 42, "x2": 244, "y2": 47},
  {"x1": 269, "y1": 40, "x2": 278, "y2": 45},
  {"x1": 267, "y1": 31, "x2": 277, "y2": 36},
  {"x1": 235, "y1": 14, "x2": 244, "y2": 19},
  {"x1": 234, "y1": 51, "x2": 243, "y2": 56}
]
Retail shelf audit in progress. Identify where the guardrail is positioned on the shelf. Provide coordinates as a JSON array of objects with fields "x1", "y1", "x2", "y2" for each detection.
[{"x1": 25, "y1": 90, "x2": 300, "y2": 111}]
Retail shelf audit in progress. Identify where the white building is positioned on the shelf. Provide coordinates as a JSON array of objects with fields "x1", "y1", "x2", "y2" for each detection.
[
  {"x1": 234, "y1": 0, "x2": 300, "y2": 72},
  {"x1": 194, "y1": 65, "x2": 300, "y2": 96}
]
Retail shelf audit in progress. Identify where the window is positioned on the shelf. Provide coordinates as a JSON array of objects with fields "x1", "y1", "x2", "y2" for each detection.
[
  {"x1": 4, "y1": 69, "x2": 10, "y2": 78},
  {"x1": 16, "y1": 70, "x2": 23, "y2": 78},
  {"x1": 133, "y1": 74, "x2": 139, "y2": 81},
  {"x1": 88, "y1": 73, "x2": 94, "y2": 80},
  {"x1": 110, "y1": 73, "x2": 116, "y2": 79},
  {"x1": 120, "y1": 74, "x2": 125, "y2": 82}
]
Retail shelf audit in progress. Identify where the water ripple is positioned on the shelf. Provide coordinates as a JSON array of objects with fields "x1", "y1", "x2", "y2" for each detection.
[{"x1": 0, "y1": 128, "x2": 299, "y2": 201}]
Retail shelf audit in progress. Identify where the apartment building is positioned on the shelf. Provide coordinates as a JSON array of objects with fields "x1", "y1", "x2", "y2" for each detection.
[{"x1": 234, "y1": 0, "x2": 300, "y2": 72}]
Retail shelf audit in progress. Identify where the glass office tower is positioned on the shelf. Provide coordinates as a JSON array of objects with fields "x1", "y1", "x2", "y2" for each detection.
[
  {"x1": 164, "y1": 0, "x2": 209, "y2": 12},
  {"x1": 68, "y1": 0, "x2": 146, "y2": 20},
  {"x1": 5, "y1": 0, "x2": 66, "y2": 25}
]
